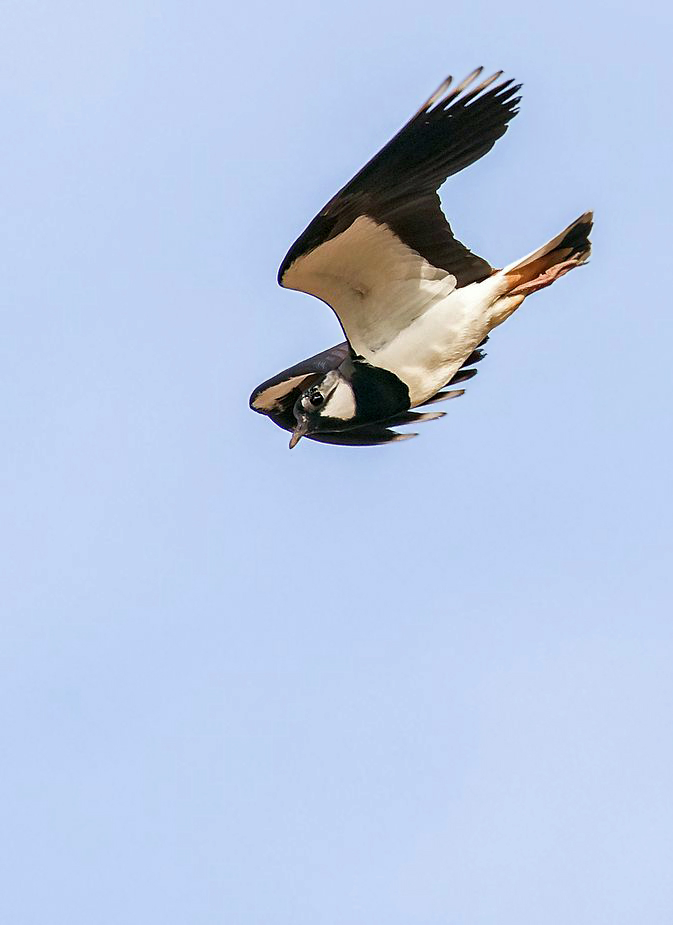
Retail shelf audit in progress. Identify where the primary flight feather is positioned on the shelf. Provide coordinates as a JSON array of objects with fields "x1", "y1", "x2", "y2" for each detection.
[{"x1": 249, "y1": 67, "x2": 592, "y2": 448}]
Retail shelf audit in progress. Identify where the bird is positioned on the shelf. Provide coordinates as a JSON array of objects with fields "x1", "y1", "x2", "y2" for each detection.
[{"x1": 249, "y1": 67, "x2": 592, "y2": 448}]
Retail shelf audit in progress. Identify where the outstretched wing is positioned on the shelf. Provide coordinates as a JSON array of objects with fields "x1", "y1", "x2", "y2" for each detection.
[
  {"x1": 249, "y1": 339, "x2": 488, "y2": 446},
  {"x1": 249, "y1": 341, "x2": 350, "y2": 424},
  {"x1": 278, "y1": 68, "x2": 520, "y2": 356}
]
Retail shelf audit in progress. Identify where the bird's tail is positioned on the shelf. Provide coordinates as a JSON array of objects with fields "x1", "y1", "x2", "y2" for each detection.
[{"x1": 501, "y1": 211, "x2": 593, "y2": 297}]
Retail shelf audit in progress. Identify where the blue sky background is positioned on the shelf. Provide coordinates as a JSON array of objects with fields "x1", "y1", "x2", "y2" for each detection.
[{"x1": 1, "y1": 2, "x2": 672, "y2": 922}]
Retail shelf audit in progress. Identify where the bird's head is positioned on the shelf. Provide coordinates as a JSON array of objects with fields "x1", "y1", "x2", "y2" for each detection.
[{"x1": 289, "y1": 370, "x2": 357, "y2": 448}]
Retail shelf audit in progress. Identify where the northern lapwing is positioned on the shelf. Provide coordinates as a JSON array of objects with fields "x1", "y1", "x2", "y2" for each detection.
[{"x1": 249, "y1": 67, "x2": 592, "y2": 448}]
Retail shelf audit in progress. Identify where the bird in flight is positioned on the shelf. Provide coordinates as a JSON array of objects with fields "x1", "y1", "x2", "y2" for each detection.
[{"x1": 249, "y1": 67, "x2": 592, "y2": 448}]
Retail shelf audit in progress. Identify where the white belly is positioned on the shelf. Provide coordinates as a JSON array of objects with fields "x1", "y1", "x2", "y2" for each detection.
[{"x1": 360, "y1": 273, "x2": 511, "y2": 406}]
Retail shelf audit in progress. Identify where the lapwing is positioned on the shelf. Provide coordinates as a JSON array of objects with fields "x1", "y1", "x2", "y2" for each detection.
[{"x1": 249, "y1": 67, "x2": 592, "y2": 448}]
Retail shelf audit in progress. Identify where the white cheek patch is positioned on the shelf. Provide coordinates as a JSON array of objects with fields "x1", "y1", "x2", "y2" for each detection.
[{"x1": 322, "y1": 384, "x2": 356, "y2": 421}]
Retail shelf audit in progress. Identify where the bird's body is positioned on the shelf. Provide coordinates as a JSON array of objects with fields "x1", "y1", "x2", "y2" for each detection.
[
  {"x1": 250, "y1": 67, "x2": 592, "y2": 447},
  {"x1": 282, "y1": 214, "x2": 493, "y2": 407},
  {"x1": 350, "y1": 268, "x2": 507, "y2": 408}
]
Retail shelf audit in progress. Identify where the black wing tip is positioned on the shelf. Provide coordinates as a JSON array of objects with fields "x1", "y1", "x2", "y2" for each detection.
[
  {"x1": 447, "y1": 367, "x2": 478, "y2": 386},
  {"x1": 421, "y1": 74, "x2": 453, "y2": 113},
  {"x1": 300, "y1": 407, "x2": 452, "y2": 447},
  {"x1": 422, "y1": 67, "x2": 522, "y2": 117},
  {"x1": 249, "y1": 387, "x2": 263, "y2": 411},
  {"x1": 250, "y1": 380, "x2": 276, "y2": 412},
  {"x1": 306, "y1": 428, "x2": 418, "y2": 447},
  {"x1": 381, "y1": 409, "x2": 447, "y2": 427}
]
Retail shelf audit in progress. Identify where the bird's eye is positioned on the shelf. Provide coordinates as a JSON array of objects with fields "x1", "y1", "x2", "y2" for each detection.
[{"x1": 309, "y1": 391, "x2": 324, "y2": 407}]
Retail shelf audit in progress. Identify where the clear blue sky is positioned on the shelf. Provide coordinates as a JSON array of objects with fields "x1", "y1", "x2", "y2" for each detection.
[{"x1": 1, "y1": 2, "x2": 671, "y2": 923}]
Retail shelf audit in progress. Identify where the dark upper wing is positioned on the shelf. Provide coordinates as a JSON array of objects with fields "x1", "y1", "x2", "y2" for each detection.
[
  {"x1": 249, "y1": 338, "x2": 488, "y2": 447},
  {"x1": 277, "y1": 69, "x2": 520, "y2": 355},
  {"x1": 249, "y1": 341, "x2": 350, "y2": 429}
]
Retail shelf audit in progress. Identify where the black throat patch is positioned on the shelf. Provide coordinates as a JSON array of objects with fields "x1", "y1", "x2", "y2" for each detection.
[{"x1": 349, "y1": 359, "x2": 410, "y2": 424}]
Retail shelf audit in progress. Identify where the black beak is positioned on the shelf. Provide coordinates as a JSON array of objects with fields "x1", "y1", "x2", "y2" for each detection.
[{"x1": 289, "y1": 415, "x2": 309, "y2": 449}]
